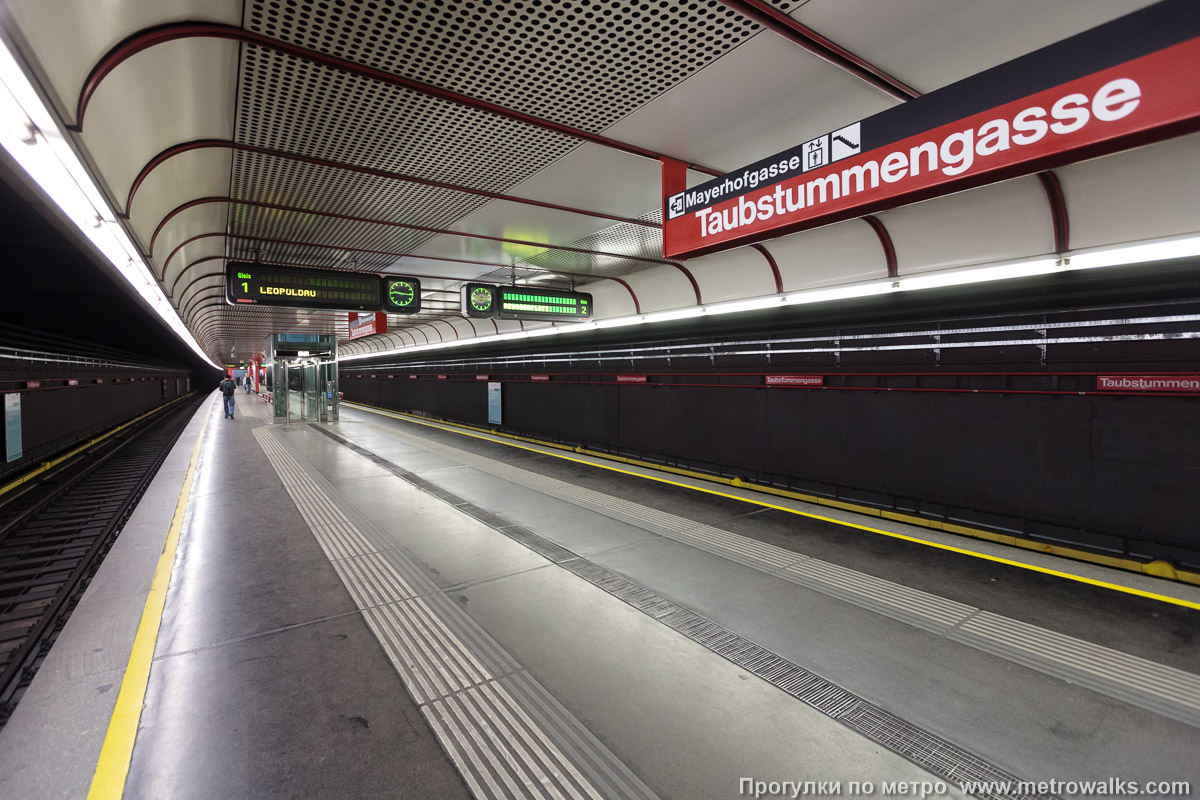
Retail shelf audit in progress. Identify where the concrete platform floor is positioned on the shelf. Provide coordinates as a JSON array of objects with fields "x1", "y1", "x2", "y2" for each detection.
[{"x1": 1, "y1": 395, "x2": 1196, "y2": 799}]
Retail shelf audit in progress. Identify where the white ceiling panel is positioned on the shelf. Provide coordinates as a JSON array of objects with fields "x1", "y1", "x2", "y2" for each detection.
[
  {"x1": 602, "y1": 30, "x2": 897, "y2": 172},
  {"x1": 127, "y1": 148, "x2": 234, "y2": 247},
  {"x1": 502, "y1": 143, "x2": 662, "y2": 219},
  {"x1": 150, "y1": 204, "x2": 230, "y2": 278},
  {"x1": 768, "y1": 219, "x2": 886, "y2": 292},
  {"x1": 1, "y1": 0, "x2": 240, "y2": 121},
  {"x1": 792, "y1": 0, "x2": 1162, "y2": 95},
  {"x1": 78, "y1": 39, "x2": 238, "y2": 215},
  {"x1": 1057, "y1": 133, "x2": 1200, "y2": 251},
  {"x1": 878, "y1": 176, "x2": 1054, "y2": 275}
]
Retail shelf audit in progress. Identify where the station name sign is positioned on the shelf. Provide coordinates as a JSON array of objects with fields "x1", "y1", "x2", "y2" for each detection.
[
  {"x1": 662, "y1": 0, "x2": 1200, "y2": 259},
  {"x1": 225, "y1": 262, "x2": 422, "y2": 313},
  {"x1": 1097, "y1": 375, "x2": 1200, "y2": 393}
]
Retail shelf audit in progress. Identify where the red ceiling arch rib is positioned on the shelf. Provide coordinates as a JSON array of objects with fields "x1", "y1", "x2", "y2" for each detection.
[
  {"x1": 750, "y1": 243, "x2": 783, "y2": 293},
  {"x1": 1036, "y1": 171, "x2": 1071, "y2": 254},
  {"x1": 861, "y1": 215, "x2": 899, "y2": 278},
  {"x1": 169, "y1": 255, "x2": 225, "y2": 296},
  {"x1": 72, "y1": 23, "x2": 723, "y2": 176},
  {"x1": 716, "y1": 0, "x2": 920, "y2": 101},
  {"x1": 135, "y1": 141, "x2": 660, "y2": 231},
  {"x1": 183, "y1": 287, "x2": 226, "y2": 324}
]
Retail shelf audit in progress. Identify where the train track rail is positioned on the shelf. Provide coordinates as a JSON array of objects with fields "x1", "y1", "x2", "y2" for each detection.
[{"x1": 0, "y1": 395, "x2": 203, "y2": 728}]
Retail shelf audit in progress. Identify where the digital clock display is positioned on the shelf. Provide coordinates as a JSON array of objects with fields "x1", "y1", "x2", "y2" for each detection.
[
  {"x1": 384, "y1": 277, "x2": 422, "y2": 313},
  {"x1": 461, "y1": 282, "x2": 498, "y2": 318},
  {"x1": 226, "y1": 262, "x2": 381, "y2": 311}
]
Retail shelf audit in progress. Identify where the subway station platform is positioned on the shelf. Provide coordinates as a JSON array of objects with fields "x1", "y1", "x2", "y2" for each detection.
[{"x1": 1, "y1": 392, "x2": 1198, "y2": 800}]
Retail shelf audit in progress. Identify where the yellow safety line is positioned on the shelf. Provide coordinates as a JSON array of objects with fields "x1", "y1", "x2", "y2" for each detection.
[
  {"x1": 0, "y1": 394, "x2": 195, "y2": 501},
  {"x1": 346, "y1": 402, "x2": 1200, "y2": 612},
  {"x1": 87, "y1": 396, "x2": 214, "y2": 800}
]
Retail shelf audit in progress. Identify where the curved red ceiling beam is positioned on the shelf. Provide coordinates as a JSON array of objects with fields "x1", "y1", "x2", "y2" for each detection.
[
  {"x1": 1036, "y1": 171, "x2": 1070, "y2": 254},
  {"x1": 750, "y1": 243, "x2": 783, "y2": 294},
  {"x1": 135, "y1": 141, "x2": 661, "y2": 231},
  {"x1": 717, "y1": 0, "x2": 920, "y2": 101},
  {"x1": 861, "y1": 215, "x2": 898, "y2": 278},
  {"x1": 73, "y1": 22, "x2": 722, "y2": 176}
]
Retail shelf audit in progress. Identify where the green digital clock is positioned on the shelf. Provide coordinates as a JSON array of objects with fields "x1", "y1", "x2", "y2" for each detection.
[
  {"x1": 462, "y1": 283, "x2": 498, "y2": 318},
  {"x1": 384, "y1": 277, "x2": 421, "y2": 313}
]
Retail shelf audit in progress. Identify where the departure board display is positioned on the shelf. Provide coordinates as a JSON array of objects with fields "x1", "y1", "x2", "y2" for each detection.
[
  {"x1": 384, "y1": 277, "x2": 422, "y2": 314},
  {"x1": 460, "y1": 283, "x2": 593, "y2": 321},
  {"x1": 497, "y1": 286, "x2": 592, "y2": 322},
  {"x1": 226, "y1": 262, "x2": 381, "y2": 311}
]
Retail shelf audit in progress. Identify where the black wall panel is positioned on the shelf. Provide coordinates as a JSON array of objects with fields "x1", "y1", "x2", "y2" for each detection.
[
  {"x1": 1, "y1": 377, "x2": 189, "y2": 476},
  {"x1": 342, "y1": 375, "x2": 1199, "y2": 565}
]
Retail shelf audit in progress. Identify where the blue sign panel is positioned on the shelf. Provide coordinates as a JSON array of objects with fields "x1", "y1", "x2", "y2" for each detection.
[
  {"x1": 4, "y1": 393, "x2": 21, "y2": 463},
  {"x1": 487, "y1": 382, "x2": 502, "y2": 425}
]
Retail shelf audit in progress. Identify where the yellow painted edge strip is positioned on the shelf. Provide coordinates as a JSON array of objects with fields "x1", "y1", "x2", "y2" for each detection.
[
  {"x1": 0, "y1": 393, "x2": 196, "y2": 500},
  {"x1": 87, "y1": 396, "x2": 214, "y2": 800},
  {"x1": 345, "y1": 402, "x2": 1200, "y2": 611}
]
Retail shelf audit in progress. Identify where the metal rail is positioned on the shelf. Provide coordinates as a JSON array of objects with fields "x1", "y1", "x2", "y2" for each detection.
[{"x1": 0, "y1": 396, "x2": 201, "y2": 727}]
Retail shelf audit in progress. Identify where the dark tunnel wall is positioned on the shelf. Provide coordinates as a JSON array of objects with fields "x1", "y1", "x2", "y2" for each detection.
[
  {"x1": 339, "y1": 375, "x2": 1200, "y2": 569},
  {"x1": 0, "y1": 373, "x2": 192, "y2": 478}
]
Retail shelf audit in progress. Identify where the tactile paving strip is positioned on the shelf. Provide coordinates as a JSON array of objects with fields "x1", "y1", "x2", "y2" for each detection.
[
  {"x1": 312, "y1": 425, "x2": 1052, "y2": 800},
  {"x1": 348, "y1": 417, "x2": 1200, "y2": 729},
  {"x1": 254, "y1": 427, "x2": 659, "y2": 800}
]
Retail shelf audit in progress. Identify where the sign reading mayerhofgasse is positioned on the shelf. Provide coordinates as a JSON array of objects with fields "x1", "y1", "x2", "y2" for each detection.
[{"x1": 662, "y1": 0, "x2": 1200, "y2": 259}]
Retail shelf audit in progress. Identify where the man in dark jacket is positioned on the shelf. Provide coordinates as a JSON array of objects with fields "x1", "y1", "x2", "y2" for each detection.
[{"x1": 219, "y1": 376, "x2": 237, "y2": 419}]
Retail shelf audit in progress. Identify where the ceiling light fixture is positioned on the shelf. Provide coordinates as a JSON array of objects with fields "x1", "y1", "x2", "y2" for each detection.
[
  {"x1": 0, "y1": 40, "x2": 218, "y2": 368},
  {"x1": 340, "y1": 234, "x2": 1200, "y2": 363}
]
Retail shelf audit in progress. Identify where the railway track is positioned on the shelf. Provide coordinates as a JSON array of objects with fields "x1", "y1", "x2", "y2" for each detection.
[{"x1": 0, "y1": 395, "x2": 203, "y2": 728}]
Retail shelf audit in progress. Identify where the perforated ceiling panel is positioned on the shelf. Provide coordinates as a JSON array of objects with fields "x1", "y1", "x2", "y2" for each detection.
[
  {"x1": 215, "y1": 0, "x2": 816, "y2": 359},
  {"x1": 242, "y1": 0, "x2": 794, "y2": 133}
]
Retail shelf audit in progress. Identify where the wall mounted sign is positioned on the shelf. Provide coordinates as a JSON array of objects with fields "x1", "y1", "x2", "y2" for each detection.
[
  {"x1": 488, "y1": 381, "x2": 503, "y2": 425},
  {"x1": 460, "y1": 283, "x2": 594, "y2": 321},
  {"x1": 348, "y1": 311, "x2": 388, "y2": 340},
  {"x1": 765, "y1": 375, "x2": 825, "y2": 387},
  {"x1": 662, "y1": 0, "x2": 1200, "y2": 258},
  {"x1": 4, "y1": 393, "x2": 21, "y2": 463},
  {"x1": 1097, "y1": 375, "x2": 1200, "y2": 392},
  {"x1": 226, "y1": 261, "x2": 422, "y2": 313}
]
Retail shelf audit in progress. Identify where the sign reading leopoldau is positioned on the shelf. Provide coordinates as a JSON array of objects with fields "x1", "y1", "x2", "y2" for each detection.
[{"x1": 662, "y1": 0, "x2": 1200, "y2": 259}]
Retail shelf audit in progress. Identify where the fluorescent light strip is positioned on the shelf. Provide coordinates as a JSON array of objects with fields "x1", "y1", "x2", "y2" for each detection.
[
  {"x1": 0, "y1": 42, "x2": 218, "y2": 369},
  {"x1": 341, "y1": 237, "x2": 1200, "y2": 364},
  {"x1": 347, "y1": 309, "x2": 1199, "y2": 369}
]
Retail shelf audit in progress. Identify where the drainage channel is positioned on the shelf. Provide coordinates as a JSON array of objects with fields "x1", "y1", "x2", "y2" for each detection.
[{"x1": 312, "y1": 425, "x2": 1050, "y2": 800}]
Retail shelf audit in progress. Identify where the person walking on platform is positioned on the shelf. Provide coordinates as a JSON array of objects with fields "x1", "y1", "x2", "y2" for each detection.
[
  {"x1": 245, "y1": 373, "x2": 253, "y2": 394},
  {"x1": 220, "y1": 375, "x2": 237, "y2": 419}
]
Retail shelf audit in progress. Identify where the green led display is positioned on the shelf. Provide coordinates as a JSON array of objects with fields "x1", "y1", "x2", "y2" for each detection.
[
  {"x1": 461, "y1": 283, "x2": 593, "y2": 322},
  {"x1": 497, "y1": 286, "x2": 591, "y2": 322}
]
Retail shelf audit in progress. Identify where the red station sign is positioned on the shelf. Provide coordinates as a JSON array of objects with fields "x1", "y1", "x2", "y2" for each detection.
[{"x1": 662, "y1": 2, "x2": 1200, "y2": 259}]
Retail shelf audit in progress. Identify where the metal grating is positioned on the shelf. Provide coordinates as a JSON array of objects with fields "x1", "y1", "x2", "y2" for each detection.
[
  {"x1": 228, "y1": 150, "x2": 482, "y2": 242},
  {"x1": 243, "y1": 0, "x2": 793, "y2": 135},
  {"x1": 215, "y1": 0, "x2": 806, "y2": 360}
]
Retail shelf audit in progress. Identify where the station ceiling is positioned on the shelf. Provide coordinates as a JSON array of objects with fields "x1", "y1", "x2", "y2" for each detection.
[{"x1": 0, "y1": 0, "x2": 1183, "y2": 365}]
